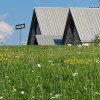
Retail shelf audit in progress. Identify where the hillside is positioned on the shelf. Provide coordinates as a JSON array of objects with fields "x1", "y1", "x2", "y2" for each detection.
[{"x1": 0, "y1": 46, "x2": 100, "y2": 100}]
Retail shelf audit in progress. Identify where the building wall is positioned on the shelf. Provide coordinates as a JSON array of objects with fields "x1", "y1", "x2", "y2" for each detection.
[
  {"x1": 65, "y1": 26, "x2": 72, "y2": 44},
  {"x1": 29, "y1": 29, "x2": 36, "y2": 44},
  {"x1": 64, "y1": 26, "x2": 81, "y2": 45},
  {"x1": 73, "y1": 26, "x2": 81, "y2": 44}
]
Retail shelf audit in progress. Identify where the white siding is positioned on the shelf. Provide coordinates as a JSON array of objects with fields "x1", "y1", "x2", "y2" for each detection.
[{"x1": 36, "y1": 35, "x2": 62, "y2": 45}]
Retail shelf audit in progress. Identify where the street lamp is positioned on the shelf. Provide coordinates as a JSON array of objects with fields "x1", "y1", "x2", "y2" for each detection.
[{"x1": 15, "y1": 23, "x2": 25, "y2": 45}]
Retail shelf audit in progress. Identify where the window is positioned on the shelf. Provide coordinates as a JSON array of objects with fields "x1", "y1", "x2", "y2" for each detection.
[{"x1": 54, "y1": 39, "x2": 62, "y2": 45}]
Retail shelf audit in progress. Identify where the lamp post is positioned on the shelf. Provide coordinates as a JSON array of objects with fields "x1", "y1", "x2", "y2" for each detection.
[{"x1": 15, "y1": 23, "x2": 25, "y2": 45}]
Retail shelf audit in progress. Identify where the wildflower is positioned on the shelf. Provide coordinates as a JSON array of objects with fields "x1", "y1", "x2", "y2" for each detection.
[
  {"x1": 15, "y1": 56, "x2": 19, "y2": 59},
  {"x1": 77, "y1": 52, "x2": 81, "y2": 54},
  {"x1": 5, "y1": 75, "x2": 8, "y2": 78},
  {"x1": 95, "y1": 59, "x2": 100, "y2": 64},
  {"x1": 84, "y1": 87, "x2": 87, "y2": 91},
  {"x1": 82, "y1": 43, "x2": 89, "y2": 46},
  {"x1": 52, "y1": 91, "x2": 55, "y2": 93},
  {"x1": 31, "y1": 96, "x2": 35, "y2": 99},
  {"x1": 21, "y1": 91, "x2": 25, "y2": 94},
  {"x1": 51, "y1": 63, "x2": 54, "y2": 66},
  {"x1": 75, "y1": 90, "x2": 79, "y2": 94},
  {"x1": 37, "y1": 84, "x2": 41, "y2": 88},
  {"x1": 13, "y1": 86, "x2": 17, "y2": 92},
  {"x1": 50, "y1": 93, "x2": 53, "y2": 96},
  {"x1": 4, "y1": 89, "x2": 7, "y2": 92},
  {"x1": 37, "y1": 64, "x2": 41, "y2": 67},
  {"x1": 94, "y1": 92, "x2": 100, "y2": 95},
  {"x1": 48, "y1": 60, "x2": 52, "y2": 63},
  {"x1": 0, "y1": 96, "x2": 3, "y2": 100},
  {"x1": 50, "y1": 96, "x2": 56, "y2": 99},
  {"x1": 78, "y1": 45, "x2": 82, "y2": 47},
  {"x1": 0, "y1": 81, "x2": 3, "y2": 83},
  {"x1": 4, "y1": 49, "x2": 8, "y2": 51},
  {"x1": 55, "y1": 94, "x2": 60, "y2": 98},
  {"x1": 72, "y1": 72, "x2": 78, "y2": 77},
  {"x1": 67, "y1": 44, "x2": 72, "y2": 46}
]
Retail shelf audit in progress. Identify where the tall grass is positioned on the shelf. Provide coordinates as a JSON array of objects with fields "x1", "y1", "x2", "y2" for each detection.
[{"x1": 0, "y1": 45, "x2": 100, "y2": 100}]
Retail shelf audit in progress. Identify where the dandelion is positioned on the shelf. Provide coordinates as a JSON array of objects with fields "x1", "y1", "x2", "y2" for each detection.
[
  {"x1": 21, "y1": 91, "x2": 25, "y2": 95},
  {"x1": 0, "y1": 96, "x2": 3, "y2": 100},
  {"x1": 37, "y1": 64, "x2": 41, "y2": 67}
]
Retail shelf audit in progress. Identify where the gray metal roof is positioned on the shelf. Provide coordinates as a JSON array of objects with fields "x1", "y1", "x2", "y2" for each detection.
[
  {"x1": 35, "y1": 7, "x2": 69, "y2": 35},
  {"x1": 36, "y1": 35, "x2": 62, "y2": 45},
  {"x1": 70, "y1": 8, "x2": 100, "y2": 42}
]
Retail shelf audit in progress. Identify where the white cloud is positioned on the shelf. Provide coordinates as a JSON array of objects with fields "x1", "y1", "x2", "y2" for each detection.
[{"x1": 0, "y1": 13, "x2": 14, "y2": 41}]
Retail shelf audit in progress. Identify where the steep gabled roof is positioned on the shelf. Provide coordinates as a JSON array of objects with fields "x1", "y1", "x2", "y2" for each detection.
[
  {"x1": 35, "y1": 7, "x2": 69, "y2": 35},
  {"x1": 36, "y1": 35, "x2": 62, "y2": 45},
  {"x1": 70, "y1": 8, "x2": 100, "y2": 42},
  {"x1": 27, "y1": 7, "x2": 69, "y2": 45}
]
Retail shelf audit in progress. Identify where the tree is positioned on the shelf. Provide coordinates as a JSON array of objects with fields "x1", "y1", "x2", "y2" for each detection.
[{"x1": 92, "y1": 34, "x2": 100, "y2": 45}]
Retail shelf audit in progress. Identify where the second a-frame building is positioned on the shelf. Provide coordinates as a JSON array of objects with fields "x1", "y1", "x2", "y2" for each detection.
[
  {"x1": 62, "y1": 8, "x2": 100, "y2": 45},
  {"x1": 27, "y1": 7, "x2": 100, "y2": 45}
]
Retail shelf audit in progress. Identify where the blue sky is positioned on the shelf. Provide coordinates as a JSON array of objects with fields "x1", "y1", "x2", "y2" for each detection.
[{"x1": 0, "y1": 0, "x2": 99, "y2": 45}]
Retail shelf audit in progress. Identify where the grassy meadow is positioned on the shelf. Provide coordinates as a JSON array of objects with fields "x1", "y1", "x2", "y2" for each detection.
[{"x1": 0, "y1": 45, "x2": 100, "y2": 100}]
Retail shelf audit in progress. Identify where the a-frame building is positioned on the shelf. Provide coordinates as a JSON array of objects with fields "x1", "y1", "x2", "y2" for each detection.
[
  {"x1": 27, "y1": 7, "x2": 69, "y2": 45},
  {"x1": 62, "y1": 8, "x2": 100, "y2": 45}
]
